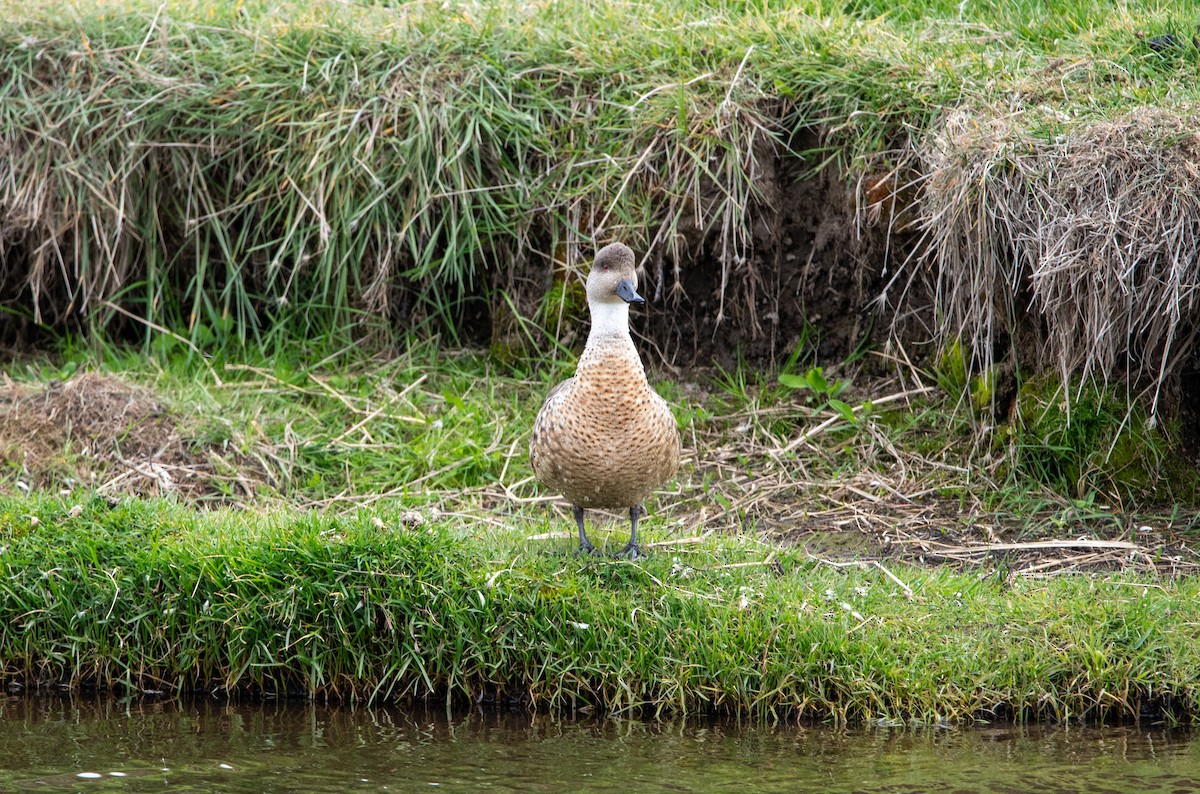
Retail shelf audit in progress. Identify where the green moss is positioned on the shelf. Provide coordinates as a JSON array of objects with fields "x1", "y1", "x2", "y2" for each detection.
[
  {"x1": 933, "y1": 339, "x2": 998, "y2": 415},
  {"x1": 489, "y1": 294, "x2": 527, "y2": 366},
  {"x1": 538, "y1": 279, "x2": 588, "y2": 335},
  {"x1": 1009, "y1": 376, "x2": 1200, "y2": 504},
  {"x1": 970, "y1": 369, "x2": 997, "y2": 414},
  {"x1": 935, "y1": 339, "x2": 969, "y2": 395},
  {"x1": 488, "y1": 339, "x2": 521, "y2": 366}
]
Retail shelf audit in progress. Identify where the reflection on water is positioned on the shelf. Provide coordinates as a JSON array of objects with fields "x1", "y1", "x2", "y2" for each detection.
[{"x1": 0, "y1": 696, "x2": 1197, "y2": 793}]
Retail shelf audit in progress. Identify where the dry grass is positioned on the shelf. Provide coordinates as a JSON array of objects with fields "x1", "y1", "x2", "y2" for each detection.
[
  {"x1": 0, "y1": 0, "x2": 792, "y2": 347},
  {"x1": 891, "y1": 105, "x2": 1200, "y2": 418},
  {"x1": 0, "y1": 372, "x2": 258, "y2": 499},
  {"x1": 9, "y1": 0, "x2": 1200, "y2": 364},
  {"x1": 491, "y1": 356, "x2": 1200, "y2": 578},
  {"x1": 3, "y1": 342, "x2": 1195, "y2": 578}
]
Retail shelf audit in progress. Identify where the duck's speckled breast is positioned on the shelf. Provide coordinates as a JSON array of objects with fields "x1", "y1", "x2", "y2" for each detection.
[{"x1": 531, "y1": 347, "x2": 680, "y2": 509}]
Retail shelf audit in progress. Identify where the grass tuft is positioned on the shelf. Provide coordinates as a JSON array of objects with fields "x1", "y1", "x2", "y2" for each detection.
[{"x1": 903, "y1": 105, "x2": 1200, "y2": 421}]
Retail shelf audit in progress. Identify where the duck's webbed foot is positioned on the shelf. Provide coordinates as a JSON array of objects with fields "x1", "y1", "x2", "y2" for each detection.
[
  {"x1": 574, "y1": 505, "x2": 600, "y2": 556},
  {"x1": 615, "y1": 541, "x2": 644, "y2": 560},
  {"x1": 616, "y1": 505, "x2": 646, "y2": 560}
]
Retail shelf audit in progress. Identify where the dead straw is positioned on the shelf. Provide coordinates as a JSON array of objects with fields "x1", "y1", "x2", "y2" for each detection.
[{"x1": 900, "y1": 105, "x2": 1200, "y2": 419}]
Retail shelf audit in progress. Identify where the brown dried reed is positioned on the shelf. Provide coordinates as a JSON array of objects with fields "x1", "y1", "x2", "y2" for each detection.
[{"x1": 902, "y1": 105, "x2": 1200, "y2": 418}]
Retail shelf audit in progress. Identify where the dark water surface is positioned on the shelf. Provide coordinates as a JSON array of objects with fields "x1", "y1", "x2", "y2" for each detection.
[{"x1": 1, "y1": 697, "x2": 1198, "y2": 793}]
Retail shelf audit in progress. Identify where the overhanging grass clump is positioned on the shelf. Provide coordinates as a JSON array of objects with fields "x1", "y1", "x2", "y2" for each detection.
[
  {"x1": 0, "y1": 0, "x2": 817, "y2": 343},
  {"x1": 903, "y1": 105, "x2": 1200, "y2": 419},
  {"x1": 4, "y1": 494, "x2": 1200, "y2": 721}
]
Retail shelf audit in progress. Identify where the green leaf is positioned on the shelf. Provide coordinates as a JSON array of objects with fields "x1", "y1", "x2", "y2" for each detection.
[
  {"x1": 830, "y1": 399, "x2": 856, "y2": 423},
  {"x1": 778, "y1": 373, "x2": 810, "y2": 390},
  {"x1": 805, "y1": 368, "x2": 830, "y2": 394}
]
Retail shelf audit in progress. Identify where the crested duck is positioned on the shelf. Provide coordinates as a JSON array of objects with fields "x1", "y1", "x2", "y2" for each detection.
[{"x1": 530, "y1": 242, "x2": 681, "y2": 558}]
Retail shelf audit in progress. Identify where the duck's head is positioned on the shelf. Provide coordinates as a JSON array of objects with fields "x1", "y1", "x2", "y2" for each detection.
[{"x1": 586, "y1": 243, "x2": 644, "y2": 307}]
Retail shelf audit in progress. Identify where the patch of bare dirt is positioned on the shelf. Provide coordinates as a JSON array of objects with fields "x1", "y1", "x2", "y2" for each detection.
[
  {"x1": 781, "y1": 497, "x2": 1200, "y2": 579},
  {"x1": 627, "y1": 137, "x2": 909, "y2": 371},
  {"x1": 0, "y1": 372, "x2": 255, "y2": 500},
  {"x1": 642, "y1": 157, "x2": 882, "y2": 368},
  {"x1": 486, "y1": 131, "x2": 915, "y2": 375}
]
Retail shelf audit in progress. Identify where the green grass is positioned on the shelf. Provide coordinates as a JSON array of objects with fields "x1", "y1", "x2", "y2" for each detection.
[
  {"x1": 6, "y1": 334, "x2": 1195, "y2": 521},
  {"x1": 4, "y1": 337, "x2": 543, "y2": 504},
  {"x1": 3, "y1": 0, "x2": 1198, "y2": 343},
  {"x1": 3, "y1": 491, "x2": 1200, "y2": 722}
]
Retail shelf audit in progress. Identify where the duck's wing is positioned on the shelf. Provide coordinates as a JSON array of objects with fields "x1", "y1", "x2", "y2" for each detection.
[
  {"x1": 531, "y1": 377, "x2": 574, "y2": 443},
  {"x1": 539, "y1": 377, "x2": 575, "y2": 411},
  {"x1": 530, "y1": 377, "x2": 575, "y2": 475}
]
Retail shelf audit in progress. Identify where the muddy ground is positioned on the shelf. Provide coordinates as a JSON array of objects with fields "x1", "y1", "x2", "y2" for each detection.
[
  {"x1": 783, "y1": 496, "x2": 1200, "y2": 580},
  {"x1": 648, "y1": 156, "x2": 889, "y2": 369}
]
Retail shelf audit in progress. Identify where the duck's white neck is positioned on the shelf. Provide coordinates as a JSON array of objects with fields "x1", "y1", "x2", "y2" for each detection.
[{"x1": 586, "y1": 300, "x2": 632, "y2": 343}]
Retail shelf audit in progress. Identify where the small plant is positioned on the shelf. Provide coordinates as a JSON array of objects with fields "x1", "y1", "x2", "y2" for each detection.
[
  {"x1": 933, "y1": 339, "x2": 999, "y2": 414},
  {"x1": 778, "y1": 366, "x2": 855, "y2": 422},
  {"x1": 934, "y1": 339, "x2": 968, "y2": 395}
]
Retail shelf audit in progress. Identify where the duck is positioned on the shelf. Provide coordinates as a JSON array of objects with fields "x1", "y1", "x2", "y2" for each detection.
[{"x1": 530, "y1": 242, "x2": 681, "y2": 559}]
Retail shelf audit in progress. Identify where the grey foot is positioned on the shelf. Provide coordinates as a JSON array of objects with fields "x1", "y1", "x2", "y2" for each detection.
[
  {"x1": 573, "y1": 505, "x2": 600, "y2": 556},
  {"x1": 615, "y1": 542, "x2": 644, "y2": 561},
  {"x1": 616, "y1": 505, "x2": 646, "y2": 559}
]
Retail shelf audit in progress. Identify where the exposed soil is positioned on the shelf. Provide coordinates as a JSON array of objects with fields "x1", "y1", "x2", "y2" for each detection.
[
  {"x1": 0, "y1": 372, "x2": 255, "y2": 500},
  {"x1": 611, "y1": 365, "x2": 1200, "y2": 579},
  {"x1": 781, "y1": 497, "x2": 1200, "y2": 579},
  {"x1": 646, "y1": 153, "x2": 892, "y2": 369},
  {"x1": 490, "y1": 136, "x2": 912, "y2": 373}
]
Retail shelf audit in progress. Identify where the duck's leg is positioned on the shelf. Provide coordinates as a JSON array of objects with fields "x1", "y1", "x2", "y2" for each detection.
[
  {"x1": 617, "y1": 505, "x2": 645, "y2": 560},
  {"x1": 574, "y1": 506, "x2": 598, "y2": 555}
]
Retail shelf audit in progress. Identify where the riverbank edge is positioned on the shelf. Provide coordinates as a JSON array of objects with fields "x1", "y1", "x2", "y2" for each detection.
[{"x1": 3, "y1": 495, "x2": 1197, "y2": 724}]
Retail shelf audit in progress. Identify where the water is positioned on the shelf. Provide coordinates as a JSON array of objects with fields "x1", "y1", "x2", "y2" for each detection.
[{"x1": 1, "y1": 697, "x2": 1198, "y2": 793}]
